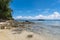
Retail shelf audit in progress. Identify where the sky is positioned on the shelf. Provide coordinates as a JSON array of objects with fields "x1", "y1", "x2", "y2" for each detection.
[{"x1": 10, "y1": 0, "x2": 60, "y2": 19}]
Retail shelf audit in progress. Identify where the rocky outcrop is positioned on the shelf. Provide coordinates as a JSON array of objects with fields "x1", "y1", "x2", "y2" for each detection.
[
  {"x1": 0, "y1": 20, "x2": 18, "y2": 29},
  {"x1": 0, "y1": 20, "x2": 34, "y2": 29}
]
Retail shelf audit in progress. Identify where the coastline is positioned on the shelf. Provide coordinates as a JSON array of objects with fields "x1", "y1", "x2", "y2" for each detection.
[
  {"x1": 0, "y1": 20, "x2": 60, "y2": 40},
  {"x1": 0, "y1": 28, "x2": 60, "y2": 40}
]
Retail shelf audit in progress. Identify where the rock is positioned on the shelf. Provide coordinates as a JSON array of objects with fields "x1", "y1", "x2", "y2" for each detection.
[
  {"x1": 27, "y1": 34, "x2": 33, "y2": 38},
  {"x1": 0, "y1": 20, "x2": 19, "y2": 29}
]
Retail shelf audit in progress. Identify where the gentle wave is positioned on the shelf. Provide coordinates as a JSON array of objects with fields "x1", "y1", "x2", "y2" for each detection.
[{"x1": 25, "y1": 21, "x2": 60, "y2": 37}]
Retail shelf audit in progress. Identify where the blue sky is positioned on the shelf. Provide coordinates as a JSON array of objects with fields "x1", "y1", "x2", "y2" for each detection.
[{"x1": 10, "y1": 0, "x2": 60, "y2": 19}]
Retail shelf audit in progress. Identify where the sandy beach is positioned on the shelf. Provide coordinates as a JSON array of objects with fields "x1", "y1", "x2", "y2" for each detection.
[
  {"x1": 0, "y1": 29, "x2": 60, "y2": 40},
  {"x1": 0, "y1": 29, "x2": 42, "y2": 40}
]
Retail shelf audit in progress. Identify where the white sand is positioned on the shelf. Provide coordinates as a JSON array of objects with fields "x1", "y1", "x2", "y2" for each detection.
[{"x1": 0, "y1": 29, "x2": 60, "y2": 40}]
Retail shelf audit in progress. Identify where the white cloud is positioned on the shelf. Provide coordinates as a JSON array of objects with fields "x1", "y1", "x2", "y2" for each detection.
[
  {"x1": 15, "y1": 16, "x2": 23, "y2": 19},
  {"x1": 14, "y1": 11, "x2": 60, "y2": 19},
  {"x1": 47, "y1": 12, "x2": 60, "y2": 19}
]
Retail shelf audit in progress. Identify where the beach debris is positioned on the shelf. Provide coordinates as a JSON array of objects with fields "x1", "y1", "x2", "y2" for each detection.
[{"x1": 27, "y1": 34, "x2": 33, "y2": 38}]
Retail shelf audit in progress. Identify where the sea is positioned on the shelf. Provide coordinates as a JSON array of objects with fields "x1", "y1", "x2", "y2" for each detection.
[
  {"x1": 18, "y1": 20, "x2": 60, "y2": 40},
  {"x1": 18, "y1": 20, "x2": 60, "y2": 34}
]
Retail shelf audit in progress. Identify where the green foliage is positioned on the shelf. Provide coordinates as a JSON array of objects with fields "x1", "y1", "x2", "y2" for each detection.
[{"x1": 0, "y1": 0, "x2": 13, "y2": 20}]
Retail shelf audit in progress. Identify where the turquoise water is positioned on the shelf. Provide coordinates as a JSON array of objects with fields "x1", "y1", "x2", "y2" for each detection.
[
  {"x1": 14, "y1": 20, "x2": 60, "y2": 40},
  {"x1": 26, "y1": 21, "x2": 60, "y2": 37}
]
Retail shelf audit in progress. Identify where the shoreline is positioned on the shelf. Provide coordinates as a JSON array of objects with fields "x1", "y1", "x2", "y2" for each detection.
[
  {"x1": 0, "y1": 20, "x2": 60, "y2": 40},
  {"x1": 0, "y1": 29, "x2": 60, "y2": 40},
  {"x1": 0, "y1": 29, "x2": 42, "y2": 40}
]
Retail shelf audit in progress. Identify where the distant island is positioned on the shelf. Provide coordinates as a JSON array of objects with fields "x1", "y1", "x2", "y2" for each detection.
[
  {"x1": 38, "y1": 19, "x2": 60, "y2": 21},
  {"x1": 15, "y1": 19, "x2": 60, "y2": 22}
]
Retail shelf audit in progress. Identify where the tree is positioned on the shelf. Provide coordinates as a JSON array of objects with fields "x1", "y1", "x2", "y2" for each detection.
[{"x1": 0, "y1": 0, "x2": 12, "y2": 20}]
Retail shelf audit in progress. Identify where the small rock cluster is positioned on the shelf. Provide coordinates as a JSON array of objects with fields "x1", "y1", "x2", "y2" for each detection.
[{"x1": 0, "y1": 20, "x2": 18, "y2": 29}]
